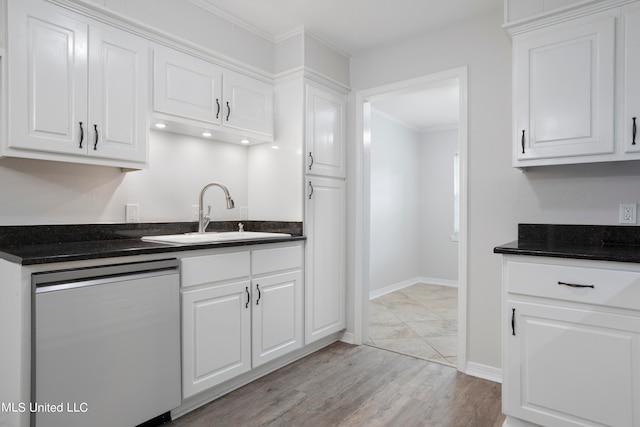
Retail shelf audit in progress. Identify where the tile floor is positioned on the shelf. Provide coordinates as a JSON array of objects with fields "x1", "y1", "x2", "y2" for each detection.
[{"x1": 366, "y1": 283, "x2": 458, "y2": 367}]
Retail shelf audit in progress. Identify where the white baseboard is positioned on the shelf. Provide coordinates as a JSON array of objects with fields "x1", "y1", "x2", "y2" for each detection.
[
  {"x1": 464, "y1": 361, "x2": 502, "y2": 384},
  {"x1": 340, "y1": 331, "x2": 356, "y2": 344},
  {"x1": 369, "y1": 276, "x2": 459, "y2": 300}
]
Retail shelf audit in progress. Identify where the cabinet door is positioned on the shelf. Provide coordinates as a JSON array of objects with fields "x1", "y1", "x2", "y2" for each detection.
[
  {"x1": 252, "y1": 271, "x2": 303, "y2": 367},
  {"x1": 513, "y1": 14, "x2": 615, "y2": 165},
  {"x1": 182, "y1": 280, "x2": 251, "y2": 398},
  {"x1": 153, "y1": 46, "x2": 223, "y2": 124},
  {"x1": 305, "y1": 84, "x2": 346, "y2": 178},
  {"x1": 623, "y1": 4, "x2": 640, "y2": 153},
  {"x1": 505, "y1": 300, "x2": 640, "y2": 427},
  {"x1": 8, "y1": 0, "x2": 88, "y2": 155},
  {"x1": 305, "y1": 177, "x2": 346, "y2": 344},
  {"x1": 223, "y1": 72, "x2": 273, "y2": 137},
  {"x1": 88, "y1": 23, "x2": 148, "y2": 162}
]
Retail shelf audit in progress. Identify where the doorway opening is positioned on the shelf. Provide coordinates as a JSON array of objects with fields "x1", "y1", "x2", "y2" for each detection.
[{"x1": 353, "y1": 67, "x2": 468, "y2": 371}]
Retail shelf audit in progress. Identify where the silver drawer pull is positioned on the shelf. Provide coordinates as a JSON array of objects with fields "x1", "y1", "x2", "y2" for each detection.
[{"x1": 558, "y1": 281, "x2": 595, "y2": 289}]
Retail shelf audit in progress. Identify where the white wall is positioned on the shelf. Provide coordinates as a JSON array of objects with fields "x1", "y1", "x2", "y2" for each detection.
[
  {"x1": 349, "y1": 5, "x2": 640, "y2": 371},
  {"x1": 369, "y1": 111, "x2": 422, "y2": 292},
  {"x1": 0, "y1": 131, "x2": 250, "y2": 225},
  {"x1": 419, "y1": 128, "x2": 459, "y2": 282},
  {"x1": 347, "y1": 6, "x2": 514, "y2": 371},
  {"x1": 369, "y1": 112, "x2": 459, "y2": 293},
  {"x1": 248, "y1": 78, "x2": 304, "y2": 221}
]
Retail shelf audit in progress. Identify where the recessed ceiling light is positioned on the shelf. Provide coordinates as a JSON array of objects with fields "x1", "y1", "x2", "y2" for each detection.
[
  {"x1": 241, "y1": 139, "x2": 250, "y2": 144},
  {"x1": 154, "y1": 123, "x2": 166, "y2": 129},
  {"x1": 271, "y1": 145, "x2": 279, "y2": 150},
  {"x1": 202, "y1": 132, "x2": 212, "y2": 137}
]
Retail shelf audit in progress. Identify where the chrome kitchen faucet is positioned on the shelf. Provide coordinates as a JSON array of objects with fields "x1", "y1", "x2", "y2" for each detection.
[{"x1": 198, "y1": 183, "x2": 235, "y2": 233}]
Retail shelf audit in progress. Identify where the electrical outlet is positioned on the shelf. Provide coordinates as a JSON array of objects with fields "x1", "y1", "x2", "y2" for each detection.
[
  {"x1": 125, "y1": 204, "x2": 139, "y2": 223},
  {"x1": 191, "y1": 205, "x2": 199, "y2": 222},
  {"x1": 619, "y1": 203, "x2": 637, "y2": 224}
]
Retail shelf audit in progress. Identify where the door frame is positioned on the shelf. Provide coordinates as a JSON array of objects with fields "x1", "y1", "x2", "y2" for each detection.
[{"x1": 352, "y1": 66, "x2": 469, "y2": 371}]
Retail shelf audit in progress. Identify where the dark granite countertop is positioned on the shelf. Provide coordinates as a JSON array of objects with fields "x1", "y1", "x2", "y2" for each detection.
[
  {"x1": 494, "y1": 224, "x2": 640, "y2": 263},
  {"x1": 0, "y1": 221, "x2": 305, "y2": 265}
]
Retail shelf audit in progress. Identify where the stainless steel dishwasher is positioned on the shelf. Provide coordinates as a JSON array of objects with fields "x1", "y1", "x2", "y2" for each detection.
[{"x1": 32, "y1": 259, "x2": 181, "y2": 427}]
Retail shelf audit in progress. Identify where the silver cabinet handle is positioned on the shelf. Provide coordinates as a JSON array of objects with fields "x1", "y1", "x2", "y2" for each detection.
[{"x1": 308, "y1": 181, "x2": 314, "y2": 199}]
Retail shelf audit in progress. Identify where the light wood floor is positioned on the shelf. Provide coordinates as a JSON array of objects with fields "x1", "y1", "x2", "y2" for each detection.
[{"x1": 168, "y1": 342, "x2": 505, "y2": 427}]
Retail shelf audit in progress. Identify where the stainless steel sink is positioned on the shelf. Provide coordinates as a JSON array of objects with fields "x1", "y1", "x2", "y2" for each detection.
[{"x1": 141, "y1": 231, "x2": 291, "y2": 245}]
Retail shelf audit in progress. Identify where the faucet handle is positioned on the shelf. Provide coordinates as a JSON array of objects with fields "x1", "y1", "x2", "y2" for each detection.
[{"x1": 238, "y1": 222, "x2": 244, "y2": 232}]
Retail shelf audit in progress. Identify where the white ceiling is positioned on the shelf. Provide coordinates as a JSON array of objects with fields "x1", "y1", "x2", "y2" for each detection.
[
  {"x1": 372, "y1": 84, "x2": 460, "y2": 132},
  {"x1": 198, "y1": 0, "x2": 496, "y2": 130},
  {"x1": 199, "y1": 0, "x2": 502, "y2": 55}
]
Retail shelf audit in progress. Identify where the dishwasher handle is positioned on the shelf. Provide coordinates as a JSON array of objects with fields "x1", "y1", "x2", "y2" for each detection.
[{"x1": 33, "y1": 259, "x2": 179, "y2": 292}]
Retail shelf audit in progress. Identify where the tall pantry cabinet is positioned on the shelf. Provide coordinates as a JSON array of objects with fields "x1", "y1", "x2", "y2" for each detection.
[{"x1": 304, "y1": 81, "x2": 347, "y2": 344}]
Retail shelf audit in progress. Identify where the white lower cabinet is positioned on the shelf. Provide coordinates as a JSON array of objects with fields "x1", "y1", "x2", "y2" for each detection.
[
  {"x1": 502, "y1": 256, "x2": 640, "y2": 426},
  {"x1": 251, "y1": 271, "x2": 303, "y2": 367},
  {"x1": 182, "y1": 278, "x2": 252, "y2": 398},
  {"x1": 181, "y1": 243, "x2": 303, "y2": 399},
  {"x1": 305, "y1": 176, "x2": 346, "y2": 344}
]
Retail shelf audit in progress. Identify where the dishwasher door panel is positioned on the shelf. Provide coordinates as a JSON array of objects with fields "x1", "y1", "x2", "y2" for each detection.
[{"x1": 34, "y1": 270, "x2": 180, "y2": 427}]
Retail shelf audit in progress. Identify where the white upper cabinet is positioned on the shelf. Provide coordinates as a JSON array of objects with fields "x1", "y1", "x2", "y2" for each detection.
[
  {"x1": 152, "y1": 44, "x2": 274, "y2": 144},
  {"x1": 153, "y1": 46, "x2": 223, "y2": 124},
  {"x1": 87, "y1": 23, "x2": 148, "y2": 163},
  {"x1": 513, "y1": 12, "x2": 616, "y2": 166},
  {"x1": 6, "y1": 0, "x2": 148, "y2": 168},
  {"x1": 305, "y1": 83, "x2": 346, "y2": 178},
  {"x1": 623, "y1": 3, "x2": 640, "y2": 152},
  {"x1": 508, "y1": 1, "x2": 640, "y2": 167},
  {"x1": 223, "y1": 72, "x2": 274, "y2": 137}
]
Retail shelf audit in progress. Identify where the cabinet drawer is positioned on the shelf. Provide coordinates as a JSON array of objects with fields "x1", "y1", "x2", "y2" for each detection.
[
  {"x1": 251, "y1": 245, "x2": 302, "y2": 275},
  {"x1": 181, "y1": 252, "x2": 250, "y2": 287},
  {"x1": 507, "y1": 260, "x2": 640, "y2": 311}
]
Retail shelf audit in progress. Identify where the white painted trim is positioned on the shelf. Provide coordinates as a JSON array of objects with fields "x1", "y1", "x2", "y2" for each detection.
[
  {"x1": 354, "y1": 66, "x2": 469, "y2": 374},
  {"x1": 371, "y1": 108, "x2": 459, "y2": 134},
  {"x1": 465, "y1": 361, "x2": 503, "y2": 384},
  {"x1": 417, "y1": 276, "x2": 459, "y2": 288},
  {"x1": 371, "y1": 108, "x2": 422, "y2": 132},
  {"x1": 339, "y1": 331, "x2": 356, "y2": 344},
  {"x1": 369, "y1": 276, "x2": 459, "y2": 300},
  {"x1": 504, "y1": 0, "x2": 637, "y2": 35},
  {"x1": 187, "y1": 0, "x2": 275, "y2": 42},
  {"x1": 369, "y1": 278, "x2": 418, "y2": 300},
  {"x1": 502, "y1": 415, "x2": 538, "y2": 427}
]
